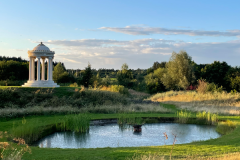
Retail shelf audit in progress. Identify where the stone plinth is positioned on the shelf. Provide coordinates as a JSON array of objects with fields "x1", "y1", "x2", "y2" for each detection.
[{"x1": 22, "y1": 80, "x2": 59, "y2": 87}]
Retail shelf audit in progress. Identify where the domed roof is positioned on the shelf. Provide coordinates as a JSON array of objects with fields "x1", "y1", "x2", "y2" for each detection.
[{"x1": 33, "y1": 42, "x2": 50, "y2": 51}]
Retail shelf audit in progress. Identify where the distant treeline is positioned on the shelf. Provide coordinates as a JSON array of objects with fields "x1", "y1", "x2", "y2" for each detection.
[
  {"x1": 66, "y1": 68, "x2": 148, "y2": 79},
  {"x1": 1, "y1": 53, "x2": 240, "y2": 94},
  {"x1": 0, "y1": 56, "x2": 28, "y2": 62},
  {"x1": 0, "y1": 56, "x2": 65, "y2": 82}
]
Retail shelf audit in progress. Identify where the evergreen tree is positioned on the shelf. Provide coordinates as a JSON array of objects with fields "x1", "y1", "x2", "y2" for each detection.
[
  {"x1": 53, "y1": 63, "x2": 75, "y2": 83},
  {"x1": 78, "y1": 63, "x2": 93, "y2": 87},
  {"x1": 117, "y1": 63, "x2": 133, "y2": 88},
  {"x1": 53, "y1": 63, "x2": 65, "y2": 82}
]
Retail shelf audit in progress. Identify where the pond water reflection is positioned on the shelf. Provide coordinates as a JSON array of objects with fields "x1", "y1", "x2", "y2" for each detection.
[{"x1": 36, "y1": 123, "x2": 220, "y2": 148}]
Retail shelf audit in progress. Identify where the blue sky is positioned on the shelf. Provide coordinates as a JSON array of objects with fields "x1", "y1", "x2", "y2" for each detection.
[{"x1": 0, "y1": 0, "x2": 240, "y2": 69}]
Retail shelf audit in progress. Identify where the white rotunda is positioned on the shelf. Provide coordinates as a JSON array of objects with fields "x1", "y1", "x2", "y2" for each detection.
[{"x1": 22, "y1": 42, "x2": 60, "y2": 87}]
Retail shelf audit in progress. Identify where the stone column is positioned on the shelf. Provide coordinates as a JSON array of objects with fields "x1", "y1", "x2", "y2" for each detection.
[
  {"x1": 32, "y1": 57, "x2": 35, "y2": 81},
  {"x1": 41, "y1": 58, "x2": 45, "y2": 80},
  {"x1": 50, "y1": 58, "x2": 53, "y2": 81},
  {"x1": 29, "y1": 57, "x2": 32, "y2": 81},
  {"x1": 37, "y1": 57, "x2": 41, "y2": 81},
  {"x1": 47, "y1": 57, "x2": 52, "y2": 81}
]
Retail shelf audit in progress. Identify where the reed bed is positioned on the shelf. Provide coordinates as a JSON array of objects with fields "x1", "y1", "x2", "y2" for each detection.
[
  {"x1": 11, "y1": 114, "x2": 91, "y2": 144},
  {"x1": 196, "y1": 111, "x2": 218, "y2": 125},
  {"x1": 176, "y1": 110, "x2": 218, "y2": 125},
  {"x1": 149, "y1": 91, "x2": 240, "y2": 115},
  {"x1": 177, "y1": 110, "x2": 192, "y2": 123},
  {"x1": 56, "y1": 114, "x2": 90, "y2": 133},
  {"x1": 117, "y1": 114, "x2": 144, "y2": 125}
]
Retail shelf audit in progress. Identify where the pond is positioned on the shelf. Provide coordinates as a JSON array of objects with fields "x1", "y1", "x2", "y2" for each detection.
[{"x1": 35, "y1": 123, "x2": 220, "y2": 148}]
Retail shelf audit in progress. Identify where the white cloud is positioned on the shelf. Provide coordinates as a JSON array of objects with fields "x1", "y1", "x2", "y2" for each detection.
[
  {"x1": 61, "y1": 57, "x2": 81, "y2": 63},
  {"x1": 9, "y1": 49, "x2": 24, "y2": 51},
  {"x1": 99, "y1": 26, "x2": 240, "y2": 37},
  {"x1": 45, "y1": 38, "x2": 240, "y2": 69}
]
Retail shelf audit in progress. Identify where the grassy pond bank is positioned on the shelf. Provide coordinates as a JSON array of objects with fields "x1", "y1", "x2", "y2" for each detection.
[{"x1": 0, "y1": 87, "x2": 240, "y2": 159}]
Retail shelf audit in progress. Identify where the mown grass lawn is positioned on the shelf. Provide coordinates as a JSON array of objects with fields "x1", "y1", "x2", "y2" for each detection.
[{"x1": 0, "y1": 112, "x2": 240, "y2": 160}]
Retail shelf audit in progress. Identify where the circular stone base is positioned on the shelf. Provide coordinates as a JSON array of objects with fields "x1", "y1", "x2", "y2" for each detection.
[{"x1": 22, "y1": 80, "x2": 60, "y2": 87}]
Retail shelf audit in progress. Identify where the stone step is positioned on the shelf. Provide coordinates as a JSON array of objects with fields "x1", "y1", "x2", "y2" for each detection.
[{"x1": 22, "y1": 80, "x2": 60, "y2": 87}]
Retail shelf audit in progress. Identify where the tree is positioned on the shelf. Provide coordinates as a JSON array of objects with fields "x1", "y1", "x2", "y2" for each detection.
[
  {"x1": 101, "y1": 75, "x2": 111, "y2": 87},
  {"x1": 0, "y1": 60, "x2": 28, "y2": 80},
  {"x1": 193, "y1": 63, "x2": 207, "y2": 85},
  {"x1": 145, "y1": 68, "x2": 167, "y2": 93},
  {"x1": 225, "y1": 66, "x2": 240, "y2": 91},
  {"x1": 230, "y1": 76, "x2": 240, "y2": 92},
  {"x1": 117, "y1": 63, "x2": 134, "y2": 88},
  {"x1": 152, "y1": 61, "x2": 166, "y2": 70},
  {"x1": 161, "y1": 50, "x2": 195, "y2": 90},
  {"x1": 53, "y1": 63, "x2": 65, "y2": 82},
  {"x1": 201, "y1": 61, "x2": 230, "y2": 90},
  {"x1": 53, "y1": 63, "x2": 75, "y2": 83},
  {"x1": 147, "y1": 61, "x2": 167, "y2": 74},
  {"x1": 78, "y1": 63, "x2": 93, "y2": 87}
]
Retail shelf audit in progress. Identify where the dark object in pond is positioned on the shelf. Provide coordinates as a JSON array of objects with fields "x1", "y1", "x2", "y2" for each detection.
[{"x1": 133, "y1": 125, "x2": 142, "y2": 132}]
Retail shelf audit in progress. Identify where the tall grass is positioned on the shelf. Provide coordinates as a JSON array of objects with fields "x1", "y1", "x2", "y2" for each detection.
[
  {"x1": 177, "y1": 110, "x2": 192, "y2": 123},
  {"x1": 196, "y1": 111, "x2": 218, "y2": 125},
  {"x1": 129, "y1": 152, "x2": 240, "y2": 160},
  {"x1": 127, "y1": 153, "x2": 165, "y2": 160},
  {"x1": 149, "y1": 90, "x2": 240, "y2": 115},
  {"x1": 117, "y1": 114, "x2": 144, "y2": 126},
  {"x1": 11, "y1": 118, "x2": 44, "y2": 143},
  {"x1": 11, "y1": 114, "x2": 91, "y2": 144},
  {"x1": 216, "y1": 120, "x2": 237, "y2": 135},
  {"x1": 56, "y1": 114, "x2": 90, "y2": 133},
  {"x1": 0, "y1": 103, "x2": 170, "y2": 119},
  {"x1": 196, "y1": 79, "x2": 223, "y2": 94},
  {"x1": 176, "y1": 110, "x2": 218, "y2": 125}
]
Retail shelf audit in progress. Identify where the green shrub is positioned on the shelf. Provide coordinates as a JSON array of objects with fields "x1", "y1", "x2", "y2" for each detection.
[
  {"x1": 0, "y1": 80, "x2": 27, "y2": 86},
  {"x1": 110, "y1": 85, "x2": 129, "y2": 95},
  {"x1": 69, "y1": 82, "x2": 78, "y2": 87},
  {"x1": 0, "y1": 87, "x2": 129, "y2": 109},
  {"x1": 230, "y1": 76, "x2": 240, "y2": 92},
  {"x1": 197, "y1": 80, "x2": 223, "y2": 94},
  {"x1": 117, "y1": 114, "x2": 144, "y2": 126},
  {"x1": 207, "y1": 82, "x2": 223, "y2": 93},
  {"x1": 216, "y1": 120, "x2": 237, "y2": 135}
]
